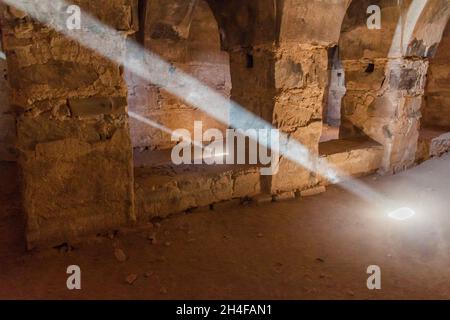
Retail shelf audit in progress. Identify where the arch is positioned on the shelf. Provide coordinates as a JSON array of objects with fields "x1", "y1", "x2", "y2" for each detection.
[
  {"x1": 278, "y1": 0, "x2": 351, "y2": 45},
  {"x1": 417, "y1": 18, "x2": 450, "y2": 162},
  {"x1": 331, "y1": 0, "x2": 450, "y2": 173},
  {"x1": 127, "y1": 0, "x2": 231, "y2": 152}
]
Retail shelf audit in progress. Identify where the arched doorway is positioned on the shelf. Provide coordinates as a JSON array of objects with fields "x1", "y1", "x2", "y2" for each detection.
[
  {"x1": 126, "y1": 0, "x2": 231, "y2": 154},
  {"x1": 418, "y1": 21, "x2": 450, "y2": 162}
]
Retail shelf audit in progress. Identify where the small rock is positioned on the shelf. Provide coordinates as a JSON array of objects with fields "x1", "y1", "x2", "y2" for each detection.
[
  {"x1": 254, "y1": 194, "x2": 273, "y2": 205},
  {"x1": 347, "y1": 290, "x2": 355, "y2": 297},
  {"x1": 126, "y1": 274, "x2": 138, "y2": 285},
  {"x1": 164, "y1": 241, "x2": 172, "y2": 247},
  {"x1": 316, "y1": 258, "x2": 325, "y2": 263},
  {"x1": 155, "y1": 222, "x2": 162, "y2": 229},
  {"x1": 187, "y1": 238, "x2": 196, "y2": 243},
  {"x1": 274, "y1": 191, "x2": 296, "y2": 202},
  {"x1": 147, "y1": 233, "x2": 157, "y2": 244},
  {"x1": 301, "y1": 186, "x2": 326, "y2": 197},
  {"x1": 58, "y1": 244, "x2": 72, "y2": 253},
  {"x1": 257, "y1": 233, "x2": 264, "y2": 238},
  {"x1": 144, "y1": 272, "x2": 154, "y2": 278},
  {"x1": 114, "y1": 248, "x2": 127, "y2": 262},
  {"x1": 160, "y1": 286, "x2": 168, "y2": 294}
]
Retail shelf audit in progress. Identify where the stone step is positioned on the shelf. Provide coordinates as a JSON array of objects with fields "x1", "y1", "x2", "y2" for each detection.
[
  {"x1": 134, "y1": 149, "x2": 262, "y2": 220},
  {"x1": 416, "y1": 127, "x2": 450, "y2": 163},
  {"x1": 318, "y1": 136, "x2": 384, "y2": 184}
]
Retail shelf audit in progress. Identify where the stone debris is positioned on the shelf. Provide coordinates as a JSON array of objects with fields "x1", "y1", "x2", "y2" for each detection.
[
  {"x1": 126, "y1": 274, "x2": 138, "y2": 285},
  {"x1": 114, "y1": 248, "x2": 127, "y2": 262},
  {"x1": 147, "y1": 233, "x2": 157, "y2": 244},
  {"x1": 274, "y1": 191, "x2": 296, "y2": 202},
  {"x1": 301, "y1": 186, "x2": 326, "y2": 197},
  {"x1": 254, "y1": 194, "x2": 274, "y2": 205}
]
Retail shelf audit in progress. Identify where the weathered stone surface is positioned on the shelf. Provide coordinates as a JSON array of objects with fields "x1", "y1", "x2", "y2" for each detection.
[
  {"x1": 274, "y1": 191, "x2": 295, "y2": 202},
  {"x1": 134, "y1": 155, "x2": 261, "y2": 220},
  {"x1": 3, "y1": 0, "x2": 136, "y2": 248},
  {"x1": 422, "y1": 23, "x2": 450, "y2": 129},
  {"x1": 22, "y1": 130, "x2": 134, "y2": 248},
  {"x1": 300, "y1": 186, "x2": 326, "y2": 197},
  {"x1": 319, "y1": 138, "x2": 384, "y2": 184},
  {"x1": 416, "y1": 128, "x2": 450, "y2": 163},
  {"x1": 69, "y1": 97, "x2": 127, "y2": 117},
  {"x1": 0, "y1": 36, "x2": 16, "y2": 161}
]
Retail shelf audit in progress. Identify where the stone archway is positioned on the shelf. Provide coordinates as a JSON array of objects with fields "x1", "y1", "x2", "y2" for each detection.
[
  {"x1": 127, "y1": 0, "x2": 231, "y2": 152},
  {"x1": 418, "y1": 16, "x2": 450, "y2": 162},
  {"x1": 338, "y1": 0, "x2": 450, "y2": 174}
]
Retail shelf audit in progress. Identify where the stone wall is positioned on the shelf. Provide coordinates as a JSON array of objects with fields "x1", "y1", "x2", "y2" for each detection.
[
  {"x1": 0, "y1": 8, "x2": 16, "y2": 161},
  {"x1": 422, "y1": 22, "x2": 450, "y2": 129},
  {"x1": 2, "y1": 1, "x2": 136, "y2": 248}
]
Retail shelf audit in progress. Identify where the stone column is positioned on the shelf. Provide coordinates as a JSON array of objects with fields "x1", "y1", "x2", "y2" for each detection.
[
  {"x1": 227, "y1": 42, "x2": 329, "y2": 195},
  {"x1": 341, "y1": 57, "x2": 428, "y2": 173},
  {"x1": 2, "y1": 2, "x2": 136, "y2": 248},
  {"x1": 270, "y1": 43, "x2": 328, "y2": 194}
]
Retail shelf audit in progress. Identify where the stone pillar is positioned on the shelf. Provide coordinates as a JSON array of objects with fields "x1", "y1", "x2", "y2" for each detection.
[
  {"x1": 341, "y1": 57, "x2": 428, "y2": 173},
  {"x1": 228, "y1": 44, "x2": 276, "y2": 124},
  {"x1": 2, "y1": 2, "x2": 136, "y2": 248},
  {"x1": 270, "y1": 43, "x2": 328, "y2": 194},
  {"x1": 228, "y1": 43, "x2": 328, "y2": 194}
]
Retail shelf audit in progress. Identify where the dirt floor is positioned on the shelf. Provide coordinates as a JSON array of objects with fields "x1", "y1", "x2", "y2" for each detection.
[{"x1": 1, "y1": 154, "x2": 450, "y2": 300}]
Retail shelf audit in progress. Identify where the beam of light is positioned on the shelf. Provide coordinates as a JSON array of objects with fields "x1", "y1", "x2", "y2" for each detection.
[
  {"x1": 388, "y1": 207, "x2": 416, "y2": 221},
  {"x1": 128, "y1": 111, "x2": 206, "y2": 152},
  {"x1": 4, "y1": 0, "x2": 388, "y2": 205}
]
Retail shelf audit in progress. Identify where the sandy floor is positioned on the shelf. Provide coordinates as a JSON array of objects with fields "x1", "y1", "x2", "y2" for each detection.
[{"x1": 0, "y1": 154, "x2": 450, "y2": 300}]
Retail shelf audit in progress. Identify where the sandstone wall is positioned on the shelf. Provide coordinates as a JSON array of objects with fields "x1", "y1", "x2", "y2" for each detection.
[
  {"x1": 0, "y1": 37, "x2": 16, "y2": 161},
  {"x1": 0, "y1": 8, "x2": 16, "y2": 162},
  {"x1": 2, "y1": 1, "x2": 136, "y2": 248},
  {"x1": 422, "y1": 22, "x2": 450, "y2": 129}
]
